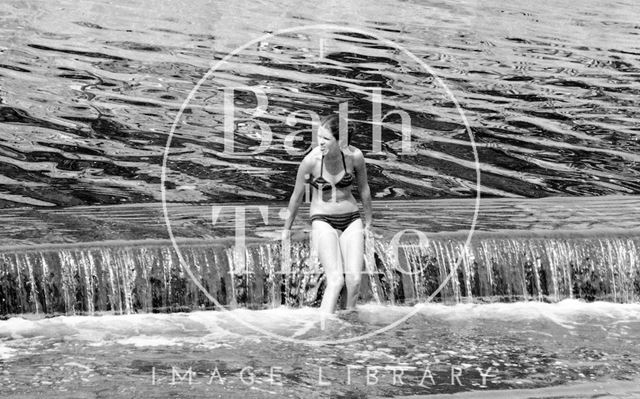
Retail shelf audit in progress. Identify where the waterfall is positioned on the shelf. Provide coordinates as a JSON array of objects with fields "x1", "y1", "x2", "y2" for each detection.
[{"x1": 1, "y1": 232, "x2": 638, "y2": 316}]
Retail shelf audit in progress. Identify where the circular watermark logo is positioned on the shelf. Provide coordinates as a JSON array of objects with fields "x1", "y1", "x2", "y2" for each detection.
[{"x1": 161, "y1": 24, "x2": 481, "y2": 345}]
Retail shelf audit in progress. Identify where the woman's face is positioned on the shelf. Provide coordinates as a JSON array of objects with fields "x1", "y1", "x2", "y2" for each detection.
[{"x1": 318, "y1": 126, "x2": 339, "y2": 155}]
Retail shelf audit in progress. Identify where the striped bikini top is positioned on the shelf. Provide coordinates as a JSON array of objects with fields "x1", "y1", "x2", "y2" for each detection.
[{"x1": 309, "y1": 151, "x2": 355, "y2": 191}]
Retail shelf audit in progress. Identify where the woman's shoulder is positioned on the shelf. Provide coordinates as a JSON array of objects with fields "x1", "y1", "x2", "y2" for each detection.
[
  {"x1": 301, "y1": 147, "x2": 322, "y2": 166},
  {"x1": 345, "y1": 146, "x2": 364, "y2": 162}
]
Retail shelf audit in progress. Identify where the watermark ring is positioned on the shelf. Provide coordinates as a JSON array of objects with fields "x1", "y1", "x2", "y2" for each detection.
[{"x1": 161, "y1": 24, "x2": 481, "y2": 345}]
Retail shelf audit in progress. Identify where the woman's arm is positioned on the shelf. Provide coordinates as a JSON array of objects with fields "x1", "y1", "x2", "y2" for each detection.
[
  {"x1": 283, "y1": 156, "x2": 311, "y2": 230},
  {"x1": 353, "y1": 148, "x2": 372, "y2": 228}
]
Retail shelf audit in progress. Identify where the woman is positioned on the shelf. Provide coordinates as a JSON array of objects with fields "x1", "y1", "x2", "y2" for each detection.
[{"x1": 282, "y1": 114, "x2": 373, "y2": 314}]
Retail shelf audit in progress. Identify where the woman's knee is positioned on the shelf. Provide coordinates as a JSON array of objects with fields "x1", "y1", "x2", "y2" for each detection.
[
  {"x1": 325, "y1": 272, "x2": 344, "y2": 288},
  {"x1": 344, "y1": 272, "x2": 362, "y2": 290}
]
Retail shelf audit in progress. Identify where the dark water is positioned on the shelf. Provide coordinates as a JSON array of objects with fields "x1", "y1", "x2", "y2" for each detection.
[{"x1": 0, "y1": 0, "x2": 639, "y2": 207}]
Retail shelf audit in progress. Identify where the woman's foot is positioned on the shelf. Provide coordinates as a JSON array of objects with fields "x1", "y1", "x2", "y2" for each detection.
[{"x1": 336, "y1": 308, "x2": 359, "y2": 322}]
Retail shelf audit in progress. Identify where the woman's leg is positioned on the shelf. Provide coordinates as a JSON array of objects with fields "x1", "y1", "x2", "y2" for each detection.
[
  {"x1": 312, "y1": 220, "x2": 344, "y2": 314},
  {"x1": 339, "y1": 218, "x2": 364, "y2": 309}
]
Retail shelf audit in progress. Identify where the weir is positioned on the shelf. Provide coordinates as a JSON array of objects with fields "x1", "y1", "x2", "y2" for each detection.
[
  {"x1": 2, "y1": 196, "x2": 639, "y2": 316},
  {"x1": 1, "y1": 232, "x2": 638, "y2": 316}
]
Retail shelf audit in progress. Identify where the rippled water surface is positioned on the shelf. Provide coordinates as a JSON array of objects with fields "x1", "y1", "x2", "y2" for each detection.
[{"x1": 1, "y1": 0, "x2": 639, "y2": 207}]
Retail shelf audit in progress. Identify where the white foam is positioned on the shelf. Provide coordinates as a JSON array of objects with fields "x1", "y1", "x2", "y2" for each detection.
[
  {"x1": 0, "y1": 344, "x2": 17, "y2": 359},
  {"x1": 115, "y1": 335, "x2": 186, "y2": 347},
  {"x1": 358, "y1": 299, "x2": 640, "y2": 328},
  {"x1": 1, "y1": 300, "x2": 638, "y2": 345},
  {"x1": 0, "y1": 306, "x2": 325, "y2": 345}
]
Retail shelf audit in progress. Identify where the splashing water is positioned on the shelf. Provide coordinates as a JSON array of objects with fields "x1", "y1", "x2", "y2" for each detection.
[{"x1": 1, "y1": 301, "x2": 640, "y2": 397}]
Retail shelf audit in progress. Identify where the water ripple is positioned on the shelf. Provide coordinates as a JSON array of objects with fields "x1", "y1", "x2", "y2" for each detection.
[{"x1": 0, "y1": 0, "x2": 638, "y2": 206}]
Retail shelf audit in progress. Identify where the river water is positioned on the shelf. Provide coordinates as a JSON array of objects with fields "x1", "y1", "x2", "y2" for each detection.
[
  {"x1": 0, "y1": 0, "x2": 639, "y2": 206},
  {"x1": 1, "y1": 0, "x2": 640, "y2": 397},
  {"x1": 1, "y1": 301, "x2": 640, "y2": 398}
]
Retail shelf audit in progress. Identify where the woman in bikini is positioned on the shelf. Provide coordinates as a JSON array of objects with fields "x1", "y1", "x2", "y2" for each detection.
[{"x1": 282, "y1": 114, "x2": 373, "y2": 314}]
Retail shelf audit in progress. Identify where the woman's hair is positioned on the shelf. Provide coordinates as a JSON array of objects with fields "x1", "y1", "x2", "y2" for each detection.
[{"x1": 320, "y1": 114, "x2": 352, "y2": 145}]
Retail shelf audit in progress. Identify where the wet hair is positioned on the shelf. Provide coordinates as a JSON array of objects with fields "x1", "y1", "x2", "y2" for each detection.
[{"x1": 320, "y1": 114, "x2": 352, "y2": 145}]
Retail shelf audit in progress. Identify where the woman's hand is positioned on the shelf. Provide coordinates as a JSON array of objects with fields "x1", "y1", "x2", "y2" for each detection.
[
  {"x1": 280, "y1": 228, "x2": 308, "y2": 242},
  {"x1": 364, "y1": 223, "x2": 381, "y2": 240}
]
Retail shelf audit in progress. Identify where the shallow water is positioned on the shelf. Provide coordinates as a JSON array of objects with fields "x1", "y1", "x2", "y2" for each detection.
[
  {"x1": 1, "y1": 300, "x2": 639, "y2": 397},
  {"x1": 0, "y1": 0, "x2": 639, "y2": 207},
  {"x1": 1, "y1": 195, "x2": 639, "y2": 246}
]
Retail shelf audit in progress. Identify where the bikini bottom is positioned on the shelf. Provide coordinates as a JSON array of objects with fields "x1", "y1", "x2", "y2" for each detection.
[{"x1": 310, "y1": 211, "x2": 361, "y2": 232}]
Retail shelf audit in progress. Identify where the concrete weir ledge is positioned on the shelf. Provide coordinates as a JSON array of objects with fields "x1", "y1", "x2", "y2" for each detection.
[
  {"x1": 0, "y1": 195, "x2": 639, "y2": 316},
  {"x1": 1, "y1": 194, "x2": 640, "y2": 248}
]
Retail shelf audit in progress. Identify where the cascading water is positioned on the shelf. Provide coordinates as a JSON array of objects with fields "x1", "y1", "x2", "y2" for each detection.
[{"x1": 2, "y1": 233, "x2": 638, "y2": 316}]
